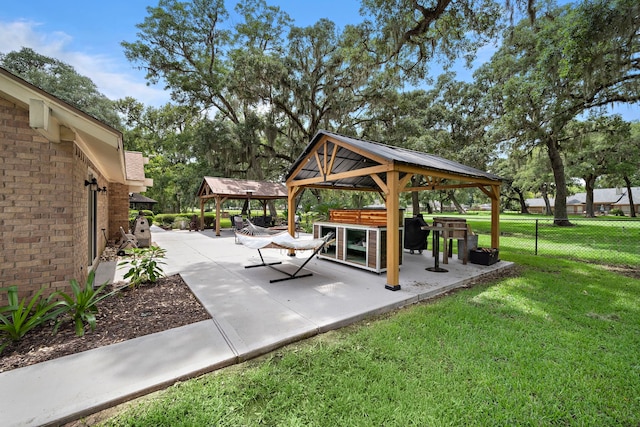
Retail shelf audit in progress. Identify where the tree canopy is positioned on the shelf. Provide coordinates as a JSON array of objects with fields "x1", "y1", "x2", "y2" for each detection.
[
  {"x1": 3, "y1": 0, "x2": 638, "y2": 216},
  {"x1": 0, "y1": 47, "x2": 121, "y2": 128},
  {"x1": 476, "y1": 0, "x2": 639, "y2": 223}
]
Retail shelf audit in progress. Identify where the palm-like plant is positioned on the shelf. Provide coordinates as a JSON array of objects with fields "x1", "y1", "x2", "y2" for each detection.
[
  {"x1": 55, "y1": 271, "x2": 114, "y2": 337},
  {"x1": 0, "y1": 286, "x2": 65, "y2": 353}
]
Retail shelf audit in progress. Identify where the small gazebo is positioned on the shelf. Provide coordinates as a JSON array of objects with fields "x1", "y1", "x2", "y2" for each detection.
[
  {"x1": 284, "y1": 130, "x2": 503, "y2": 291},
  {"x1": 129, "y1": 193, "x2": 158, "y2": 211},
  {"x1": 196, "y1": 177, "x2": 288, "y2": 236}
]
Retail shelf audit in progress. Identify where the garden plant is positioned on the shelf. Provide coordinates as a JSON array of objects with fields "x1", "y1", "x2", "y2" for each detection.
[
  {"x1": 0, "y1": 286, "x2": 66, "y2": 353},
  {"x1": 54, "y1": 270, "x2": 115, "y2": 337},
  {"x1": 119, "y1": 246, "x2": 167, "y2": 287}
]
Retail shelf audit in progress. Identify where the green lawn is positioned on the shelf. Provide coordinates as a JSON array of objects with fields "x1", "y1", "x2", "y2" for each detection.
[
  {"x1": 100, "y1": 218, "x2": 640, "y2": 426},
  {"x1": 436, "y1": 213, "x2": 639, "y2": 266}
]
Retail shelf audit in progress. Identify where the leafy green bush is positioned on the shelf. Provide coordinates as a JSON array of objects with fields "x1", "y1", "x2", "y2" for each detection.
[
  {"x1": 54, "y1": 271, "x2": 115, "y2": 337},
  {"x1": 155, "y1": 213, "x2": 177, "y2": 228},
  {"x1": 155, "y1": 213, "x2": 235, "y2": 229},
  {"x1": 0, "y1": 286, "x2": 65, "y2": 353},
  {"x1": 118, "y1": 246, "x2": 167, "y2": 287},
  {"x1": 609, "y1": 208, "x2": 625, "y2": 216},
  {"x1": 129, "y1": 209, "x2": 154, "y2": 218}
]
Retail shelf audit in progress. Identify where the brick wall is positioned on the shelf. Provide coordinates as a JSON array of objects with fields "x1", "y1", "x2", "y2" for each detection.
[
  {"x1": 1, "y1": 97, "x2": 76, "y2": 299},
  {"x1": 108, "y1": 182, "x2": 131, "y2": 241},
  {"x1": 0, "y1": 97, "x2": 115, "y2": 300}
]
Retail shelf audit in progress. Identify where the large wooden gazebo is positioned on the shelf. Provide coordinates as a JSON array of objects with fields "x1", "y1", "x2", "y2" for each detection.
[
  {"x1": 196, "y1": 177, "x2": 288, "y2": 236},
  {"x1": 284, "y1": 130, "x2": 503, "y2": 291}
]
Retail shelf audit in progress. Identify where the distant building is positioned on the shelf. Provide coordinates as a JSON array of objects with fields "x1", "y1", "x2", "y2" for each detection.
[{"x1": 525, "y1": 187, "x2": 639, "y2": 215}]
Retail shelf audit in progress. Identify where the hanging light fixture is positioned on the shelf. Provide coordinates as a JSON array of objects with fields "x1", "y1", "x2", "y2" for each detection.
[
  {"x1": 84, "y1": 177, "x2": 99, "y2": 191},
  {"x1": 84, "y1": 178, "x2": 107, "y2": 194}
]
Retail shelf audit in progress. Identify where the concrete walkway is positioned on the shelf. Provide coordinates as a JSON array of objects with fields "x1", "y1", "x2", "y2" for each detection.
[{"x1": 0, "y1": 226, "x2": 513, "y2": 426}]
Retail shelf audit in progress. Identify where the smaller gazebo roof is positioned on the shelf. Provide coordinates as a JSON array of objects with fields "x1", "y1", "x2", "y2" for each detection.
[
  {"x1": 129, "y1": 193, "x2": 157, "y2": 204},
  {"x1": 197, "y1": 177, "x2": 287, "y2": 200}
]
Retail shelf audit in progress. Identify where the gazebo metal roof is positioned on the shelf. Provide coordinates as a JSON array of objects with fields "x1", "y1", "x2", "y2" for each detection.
[{"x1": 286, "y1": 131, "x2": 502, "y2": 191}]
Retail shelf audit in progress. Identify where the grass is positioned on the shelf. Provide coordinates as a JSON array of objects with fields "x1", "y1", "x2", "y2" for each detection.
[
  {"x1": 100, "y1": 219, "x2": 640, "y2": 426},
  {"x1": 437, "y1": 213, "x2": 639, "y2": 266}
]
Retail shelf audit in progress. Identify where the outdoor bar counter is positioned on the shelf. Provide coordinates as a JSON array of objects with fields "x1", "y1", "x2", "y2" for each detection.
[{"x1": 313, "y1": 209, "x2": 404, "y2": 273}]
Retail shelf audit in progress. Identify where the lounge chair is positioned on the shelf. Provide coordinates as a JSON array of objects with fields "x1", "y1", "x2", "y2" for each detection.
[
  {"x1": 117, "y1": 227, "x2": 138, "y2": 255},
  {"x1": 236, "y1": 229, "x2": 335, "y2": 283}
]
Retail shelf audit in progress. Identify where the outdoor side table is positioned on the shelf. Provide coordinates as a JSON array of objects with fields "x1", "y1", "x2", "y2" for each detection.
[
  {"x1": 422, "y1": 226, "x2": 447, "y2": 272},
  {"x1": 421, "y1": 225, "x2": 469, "y2": 270}
]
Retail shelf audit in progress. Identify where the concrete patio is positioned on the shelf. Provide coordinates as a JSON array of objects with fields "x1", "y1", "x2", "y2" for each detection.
[{"x1": 0, "y1": 225, "x2": 513, "y2": 426}]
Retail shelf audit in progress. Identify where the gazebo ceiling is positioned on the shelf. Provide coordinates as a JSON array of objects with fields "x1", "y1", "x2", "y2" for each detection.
[{"x1": 286, "y1": 131, "x2": 502, "y2": 191}]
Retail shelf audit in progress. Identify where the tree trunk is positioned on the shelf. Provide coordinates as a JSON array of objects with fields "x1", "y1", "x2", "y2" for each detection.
[
  {"x1": 546, "y1": 138, "x2": 572, "y2": 226},
  {"x1": 439, "y1": 192, "x2": 447, "y2": 213},
  {"x1": 622, "y1": 176, "x2": 636, "y2": 217},
  {"x1": 541, "y1": 185, "x2": 552, "y2": 216},
  {"x1": 584, "y1": 174, "x2": 596, "y2": 217},
  {"x1": 310, "y1": 188, "x2": 322, "y2": 205},
  {"x1": 411, "y1": 176, "x2": 420, "y2": 215},
  {"x1": 447, "y1": 190, "x2": 466, "y2": 214},
  {"x1": 517, "y1": 189, "x2": 530, "y2": 214},
  {"x1": 174, "y1": 193, "x2": 181, "y2": 214},
  {"x1": 267, "y1": 200, "x2": 278, "y2": 218}
]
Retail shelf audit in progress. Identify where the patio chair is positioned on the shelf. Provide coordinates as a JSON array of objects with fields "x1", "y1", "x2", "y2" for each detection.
[
  {"x1": 117, "y1": 226, "x2": 139, "y2": 255},
  {"x1": 189, "y1": 215, "x2": 199, "y2": 231}
]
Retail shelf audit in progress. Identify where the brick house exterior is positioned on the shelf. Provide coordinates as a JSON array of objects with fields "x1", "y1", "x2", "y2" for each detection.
[{"x1": 1, "y1": 67, "x2": 150, "y2": 299}]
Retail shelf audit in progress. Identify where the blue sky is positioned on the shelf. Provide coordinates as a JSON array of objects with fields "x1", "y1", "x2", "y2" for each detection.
[
  {"x1": 1, "y1": 1, "x2": 637, "y2": 120},
  {"x1": 0, "y1": 0, "x2": 364, "y2": 106}
]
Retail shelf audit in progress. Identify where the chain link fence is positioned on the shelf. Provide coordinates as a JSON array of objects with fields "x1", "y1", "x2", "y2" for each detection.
[{"x1": 466, "y1": 217, "x2": 640, "y2": 266}]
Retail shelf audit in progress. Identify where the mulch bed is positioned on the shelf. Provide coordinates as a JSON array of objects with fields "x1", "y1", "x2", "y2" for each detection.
[{"x1": 0, "y1": 273, "x2": 211, "y2": 373}]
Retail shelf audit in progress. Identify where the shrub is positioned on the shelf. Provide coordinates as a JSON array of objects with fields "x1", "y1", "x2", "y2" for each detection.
[
  {"x1": 54, "y1": 271, "x2": 115, "y2": 337},
  {"x1": 155, "y1": 214, "x2": 177, "y2": 228},
  {"x1": 118, "y1": 246, "x2": 167, "y2": 287},
  {"x1": 0, "y1": 286, "x2": 66, "y2": 353},
  {"x1": 609, "y1": 208, "x2": 625, "y2": 216}
]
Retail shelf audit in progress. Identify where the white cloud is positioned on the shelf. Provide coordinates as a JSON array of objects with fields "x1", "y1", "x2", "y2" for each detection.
[{"x1": 0, "y1": 20, "x2": 170, "y2": 107}]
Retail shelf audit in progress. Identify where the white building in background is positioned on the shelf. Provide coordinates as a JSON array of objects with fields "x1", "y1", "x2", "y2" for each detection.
[{"x1": 525, "y1": 187, "x2": 639, "y2": 215}]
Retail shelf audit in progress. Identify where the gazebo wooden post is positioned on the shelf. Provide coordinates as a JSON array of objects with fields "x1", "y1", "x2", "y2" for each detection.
[
  {"x1": 385, "y1": 170, "x2": 401, "y2": 291},
  {"x1": 199, "y1": 197, "x2": 205, "y2": 231},
  {"x1": 490, "y1": 184, "x2": 500, "y2": 249},
  {"x1": 287, "y1": 186, "x2": 299, "y2": 256},
  {"x1": 215, "y1": 195, "x2": 223, "y2": 236}
]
